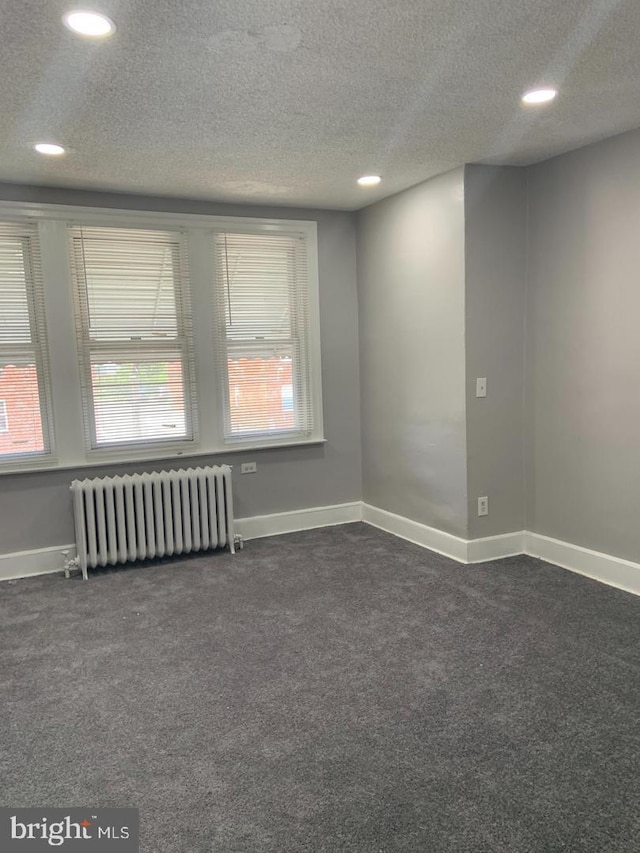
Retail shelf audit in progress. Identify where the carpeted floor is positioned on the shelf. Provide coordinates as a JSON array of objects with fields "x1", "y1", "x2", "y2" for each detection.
[{"x1": 1, "y1": 523, "x2": 639, "y2": 852}]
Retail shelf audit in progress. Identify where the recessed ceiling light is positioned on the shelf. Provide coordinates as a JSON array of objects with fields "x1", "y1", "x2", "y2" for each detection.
[
  {"x1": 63, "y1": 10, "x2": 116, "y2": 37},
  {"x1": 34, "y1": 143, "x2": 66, "y2": 156},
  {"x1": 522, "y1": 88, "x2": 557, "y2": 105},
  {"x1": 357, "y1": 175, "x2": 382, "y2": 187}
]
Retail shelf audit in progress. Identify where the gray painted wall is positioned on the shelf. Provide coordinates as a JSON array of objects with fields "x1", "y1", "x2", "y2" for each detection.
[
  {"x1": 357, "y1": 168, "x2": 468, "y2": 537},
  {"x1": 465, "y1": 165, "x2": 527, "y2": 538},
  {"x1": 526, "y1": 129, "x2": 640, "y2": 563},
  {"x1": 6, "y1": 126, "x2": 640, "y2": 564},
  {"x1": 0, "y1": 184, "x2": 362, "y2": 554}
]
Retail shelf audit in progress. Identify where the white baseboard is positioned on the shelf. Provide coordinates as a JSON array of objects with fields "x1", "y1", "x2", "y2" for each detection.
[
  {"x1": 3, "y1": 504, "x2": 638, "y2": 599},
  {"x1": 361, "y1": 504, "x2": 640, "y2": 597},
  {"x1": 467, "y1": 531, "x2": 526, "y2": 563},
  {"x1": 525, "y1": 532, "x2": 640, "y2": 597},
  {"x1": 362, "y1": 503, "x2": 469, "y2": 563},
  {"x1": 235, "y1": 501, "x2": 363, "y2": 541},
  {"x1": 362, "y1": 503, "x2": 527, "y2": 564},
  {"x1": 0, "y1": 504, "x2": 362, "y2": 580},
  {"x1": 0, "y1": 544, "x2": 76, "y2": 582}
]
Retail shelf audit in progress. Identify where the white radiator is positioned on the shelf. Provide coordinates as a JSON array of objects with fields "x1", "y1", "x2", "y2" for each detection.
[{"x1": 70, "y1": 465, "x2": 235, "y2": 579}]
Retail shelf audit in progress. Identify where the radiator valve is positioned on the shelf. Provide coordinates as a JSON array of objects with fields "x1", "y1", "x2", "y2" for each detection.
[{"x1": 61, "y1": 550, "x2": 80, "y2": 579}]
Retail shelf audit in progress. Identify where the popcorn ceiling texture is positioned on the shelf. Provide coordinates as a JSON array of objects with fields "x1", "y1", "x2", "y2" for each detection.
[{"x1": 1, "y1": 0, "x2": 640, "y2": 209}]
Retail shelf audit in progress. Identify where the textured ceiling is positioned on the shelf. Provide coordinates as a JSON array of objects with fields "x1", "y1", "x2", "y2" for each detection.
[{"x1": 1, "y1": 0, "x2": 640, "y2": 210}]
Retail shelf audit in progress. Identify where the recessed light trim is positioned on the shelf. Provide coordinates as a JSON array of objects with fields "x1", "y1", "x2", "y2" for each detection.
[
  {"x1": 357, "y1": 175, "x2": 382, "y2": 187},
  {"x1": 522, "y1": 88, "x2": 557, "y2": 105},
  {"x1": 63, "y1": 10, "x2": 116, "y2": 37},
  {"x1": 34, "y1": 143, "x2": 66, "y2": 156}
]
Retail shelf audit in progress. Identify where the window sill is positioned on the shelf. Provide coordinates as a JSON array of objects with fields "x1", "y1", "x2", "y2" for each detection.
[{"x1": 0, "y1": 437, "x2": 327, "y2": 476}]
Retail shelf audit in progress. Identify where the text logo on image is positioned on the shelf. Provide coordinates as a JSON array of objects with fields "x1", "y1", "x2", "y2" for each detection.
[{"x1": 0, "y1": 809, "x2": 139, "y2": 851}]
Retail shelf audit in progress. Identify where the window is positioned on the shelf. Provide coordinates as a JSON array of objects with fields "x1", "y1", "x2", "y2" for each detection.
[
  {"x1": 0, "y1": 204, "x2": 322, "y2": 473},
  {"x1": 0, "y1": 222, "x2": 53, "y2": 462},
  {"x1": 212, "y1": 231, "x2": 317, "y2": 445},
  {"x1": 68, "y1": 226, "x2": 196, "y2": 452}
]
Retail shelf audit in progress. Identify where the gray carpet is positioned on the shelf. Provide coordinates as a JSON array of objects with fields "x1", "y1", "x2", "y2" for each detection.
[{"x1": 1, "y1": 523, "x2": 639, "y2": 852}]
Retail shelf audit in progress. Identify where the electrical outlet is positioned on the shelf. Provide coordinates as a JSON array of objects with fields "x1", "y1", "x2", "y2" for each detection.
[
  {"x1": 477, "y1": 496, "x2": 489, "y2": 517},
  {"x1": 240, "y1": 462, "x2": 257, "y2": 474}
]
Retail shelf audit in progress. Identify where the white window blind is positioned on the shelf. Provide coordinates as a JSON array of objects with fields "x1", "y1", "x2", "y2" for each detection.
[
  {"x1": 212, "y1": 231, "x2": 315, "y2": 444},
  {"x1": 0, "y1": 222, "x2": 53, "y2": 461},
  {"x1": 69, "y1": 226, "x2": 196, "y2": 451}
]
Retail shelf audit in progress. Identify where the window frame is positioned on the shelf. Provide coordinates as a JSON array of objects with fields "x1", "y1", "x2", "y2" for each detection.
[
  {"x1": 68, "y1": 225, "x2": 198, "y2": 454},
  {"x1": 0, "y1": 400, "x2": 8, "y2": 433},
  {"x1": 0, "y1": 221, "x2": 55, "y2": 466},
  {"x1": 0, "y1": 201, "x2": 324, "y2": 475},
  {"x1": 211, "y1": 229, "x2": 318, "y2": 448}
]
